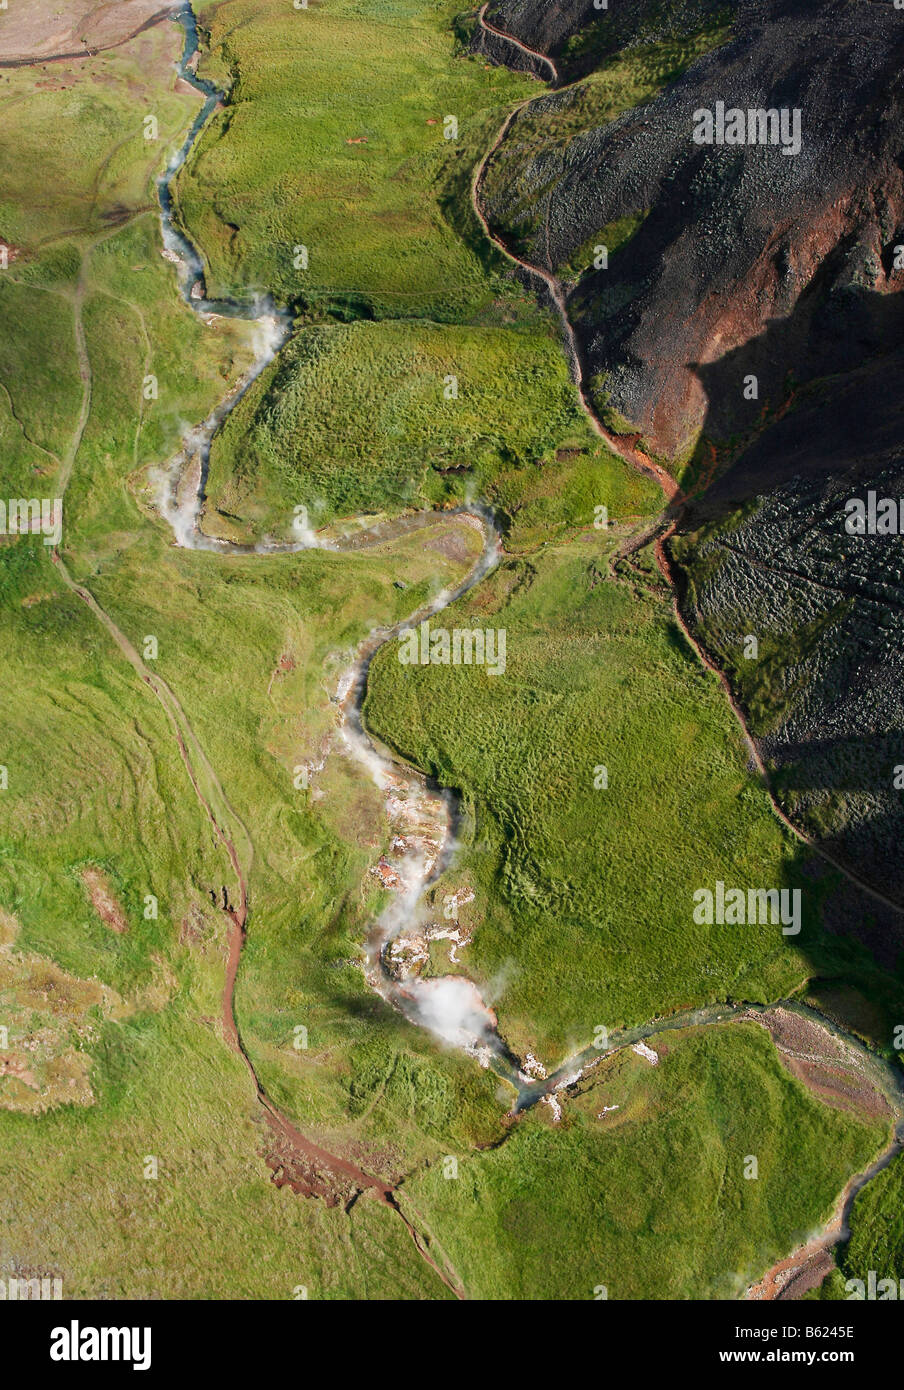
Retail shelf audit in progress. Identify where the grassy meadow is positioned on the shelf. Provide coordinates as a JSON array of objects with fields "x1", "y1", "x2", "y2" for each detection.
[
  {"x1": 0, "y1": 8, "x2": 498, "y2": 1296},
  {"x1": 177, "y1": 0, "x2": 536, "y2": 317},
  {"x1": 401, "y1": 1022, "x2": 887, "y2": 1299},
  {"x1": 202, "y1": 315, "x2": 660, "y2": 539},
  {"x1": 364, "y1": 528, "x2": 900, "y2": 1059},
  {"x1": 839, "y1": 1150, "x2": 904, "y2": 1288}
]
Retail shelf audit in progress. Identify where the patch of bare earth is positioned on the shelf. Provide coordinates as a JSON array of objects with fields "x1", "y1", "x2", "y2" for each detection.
[
  {"x1": 745, "y1": 1007, "x2": 898, "y2": 1300},
  {"x1": 0, "y1": 0, "x2": 171, "y2": 63},
  {"x1": 749, "y1": 1245, "x2": 838, "y2": 1302},
  {"x1": 266, "y1": 651, "x2": 296, "y2": 698},
  {"x1": 263, "y1": 1139, "x2": 361, "y2": 1210},
  {"x1": 0, "y1": 908, "x2": 111, "y2": 1112},
  {"x1": 81, "y1": 866, "x2": 129, "y2": 933},
  {"x1": 743, "y1": 1007, "x2": 891, "y2": 1120},
  {"x1": 0, "y1": 908, "x2": 176, "y2": 1113}
]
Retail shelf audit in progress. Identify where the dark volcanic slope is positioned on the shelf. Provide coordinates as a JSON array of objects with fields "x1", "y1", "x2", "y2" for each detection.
[
  {"x1": 481, "y1": 0, "x2": 904, "y2": 459},
  {"x1": 478, "y1": 0, "x2": 731, "y2": 82},
  {"x1": 672, "y1": 304, "x2": 904, "y2": 909},
  {"x1": 675, "y1": 455, "x2": 904, "y2": 914},
  {"x1": 479, "y1": 0, "x2": 904, "y2": 926},
  {"x1": 483, "y1": 0, "x2": 598, "y2": 57}
]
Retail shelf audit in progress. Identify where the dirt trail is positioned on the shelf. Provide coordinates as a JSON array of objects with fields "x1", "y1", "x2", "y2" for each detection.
[
  {"x1": 653, "y1": 527, "x2": 904, "y2": 919},
  {"x1": 218, "y1": 907, "x2": 465, "y2": 1295},
  {"x1": 51, "y1": 520, "x2": 467, "y2": 1293},
  {"x1": 472, "y1": 11, "x2": 681, "y2": 506},
  {"x1": 52, "y1": 542, "x2": 465, "y2": 1295},
  {"x1": 59, "y1": 260, "x2": 93, "y2": 498},
  {"x1": 29, "y1": 2, "x2": 901, "y2": 1304},
  {"x1": 476, "y1": 3, "x2": 559, "y2": 82}
]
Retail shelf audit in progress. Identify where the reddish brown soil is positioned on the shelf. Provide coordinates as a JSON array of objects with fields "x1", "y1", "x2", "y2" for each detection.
[
  {"x1": 266, "y1": 652, "x2": 296, "y2": 697},
  {"x1": 751, "y1": 1243, "x2": 838, "y2": 1302},
  {"x1": 0, "y1": 1, "x2": 172, "y2": 65},
  {"x1": 80, "y1": 867, "x2": 128, "y2": 933},
  {"x1": 744, "y1": 1008, "x2": 891, "y2": 1121}
]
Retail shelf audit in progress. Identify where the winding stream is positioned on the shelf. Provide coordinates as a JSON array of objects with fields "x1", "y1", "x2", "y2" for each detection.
[
  {"x1": 159, "y1": 3, "x2": 530, "y2": 1091},
  {"x1": 154, "y1": 1, "x2": 904, "y2": 1292}
]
